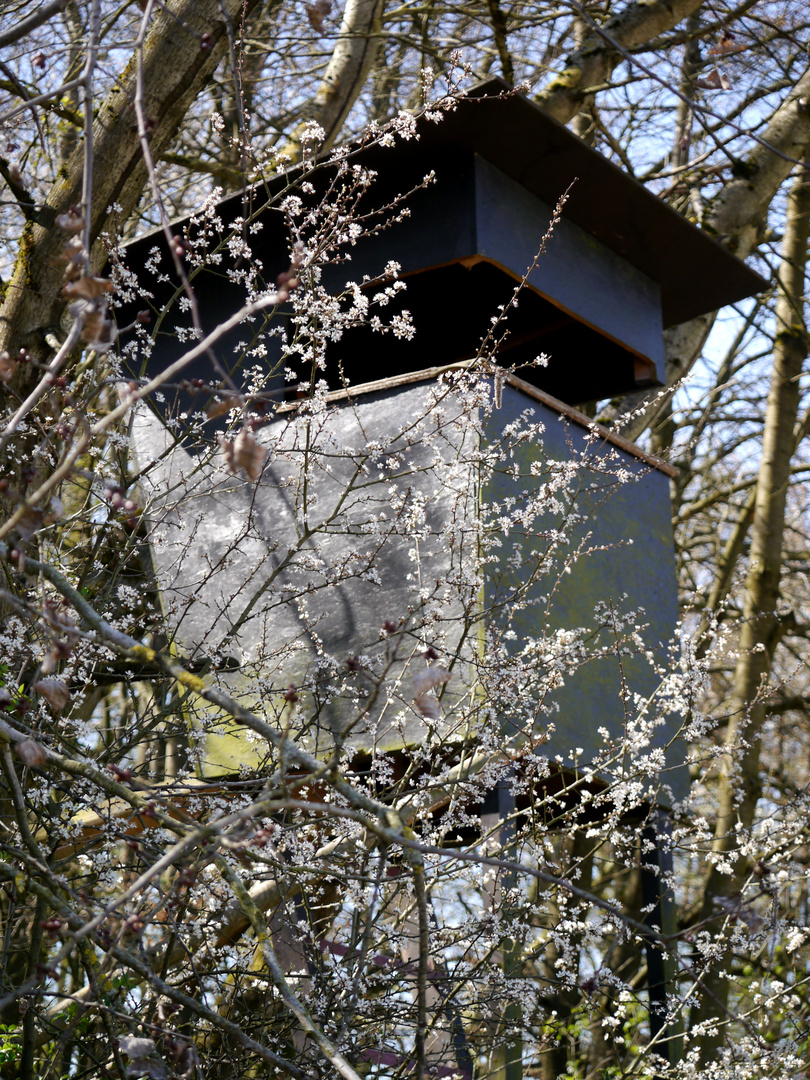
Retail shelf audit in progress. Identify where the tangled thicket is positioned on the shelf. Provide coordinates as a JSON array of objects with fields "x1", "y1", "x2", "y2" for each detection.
[{"x1": 1, "y1": 2, "x2": 810, "y2": 1079}]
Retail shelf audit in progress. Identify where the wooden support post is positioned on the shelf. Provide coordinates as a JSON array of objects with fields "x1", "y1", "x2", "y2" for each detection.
[
  {"x1": 499, "y1": 779, "x2": 523, "y2": 1080},
  {"x1": 640, "y1": 812, "x2": 682, "y2": 1069},
  {"x1": 481, "y1": 777, "x2": 523, "y2": 1080}
]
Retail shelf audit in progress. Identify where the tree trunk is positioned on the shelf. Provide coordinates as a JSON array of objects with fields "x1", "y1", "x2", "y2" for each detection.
[
  {"x1": 534, "y1": 0, "x2": 705, "y2": 126},
  {"x1": 599, "y1": 65, "x2": 810, "y2": 442},
  {"x1": 691, "y1": 148, "x2": 810, "y2": 1063},
  {"x1": 281, "y1": 0, "x2": 384, "y2": 160},
  {"x1": 0, "y1": 0, "x2": 262, "y2": 383}
]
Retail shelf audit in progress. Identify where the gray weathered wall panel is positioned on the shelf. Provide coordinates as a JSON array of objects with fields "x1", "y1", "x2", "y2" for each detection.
[
  {"x1": 483, "y1": 384, "x2": 683, "y2": 802},
  {"x1": 134, "y1": 376, "x2": 683, "y2": 802},
  {"x1": 134, "y1": 381, "x2": 478, "y2": 773}
]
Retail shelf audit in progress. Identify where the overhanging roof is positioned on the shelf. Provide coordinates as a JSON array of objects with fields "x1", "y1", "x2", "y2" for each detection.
[
  {"x1": 122, "y1": 79, "x2": 764, "y2": 332},
  {"x1": 117, "y1": 78, "x2": 766, "y2": 419},
  {"x1": 410, "y1": 77, "x2": 765, "y2": 327}
]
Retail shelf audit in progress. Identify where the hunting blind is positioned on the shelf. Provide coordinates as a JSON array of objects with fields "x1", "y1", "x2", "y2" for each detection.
[
  {"x1": 118, "y1": 80, "x2": 762, "y2": 805},
  {"x1": 115, "y1": 80, "x2": 765, "y2": 1069}
]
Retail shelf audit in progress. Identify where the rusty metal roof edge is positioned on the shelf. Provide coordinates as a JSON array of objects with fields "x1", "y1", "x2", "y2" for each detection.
[{"x1": 276, "y1": 364, "x2": 678, "y2": 478}]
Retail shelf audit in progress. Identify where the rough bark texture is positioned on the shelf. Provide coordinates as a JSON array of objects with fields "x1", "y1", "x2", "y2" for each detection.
[
  {"x1": 708, "y1": 65, "x2": 810, "y2": 254},
  {"x1": 692, "y1": 147, "x2": 810, "y2": 1063},
  {"x1": 316, "y1": 0, "x2": 384, "y2": 149},
  {"x1": 602, "y1": 66, "x2": 810, "y2": 441},
  {"x1": 534, "y1": 0, "x2": 705, "y2": 125},
  {"x1": 282, "y1": 0, "x2": 384, "y2": 159},
  {"x1": 0, "y1": 0, "x2": 260, "y2": 380}
]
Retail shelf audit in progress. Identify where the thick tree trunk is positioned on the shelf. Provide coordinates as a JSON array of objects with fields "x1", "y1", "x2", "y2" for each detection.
[
  {"x1": 534, "y1": 0, "x2": 705, "y2": 125},
  {"x1": 0, "y1": 0, "x2": 261, "y2": 380},
  {"x1": 599, "y1": 65, "x2": 810, "y2": 442},
  {"x1": 316, "y1": 0, "x2": 384, "y2": 148},
  {"x1": 281, "y1": 0, "x2": 384, "y2": 160},
  {"x1": 691, "y1": 149, "x2": 810, "y2": 1063}
]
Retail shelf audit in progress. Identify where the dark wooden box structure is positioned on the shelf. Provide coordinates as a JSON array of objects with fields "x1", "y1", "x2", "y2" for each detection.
[{"x1": 119, "y1": 80, "x2": 763, "y2": 809}]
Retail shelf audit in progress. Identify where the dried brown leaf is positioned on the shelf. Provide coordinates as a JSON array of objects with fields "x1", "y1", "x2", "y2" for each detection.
[
  {"x1": 708, "y1": 38, "x2": 746, "y2": 57},
  {"x1": 206, "y1": 396, "x2": 238, "y2": 419},
  {"x1": 62, "y1": 276, "x2": 114, "y2": 301},
  {"x1": 414, "y1": 693, "x2": 442, "y2": 720},
  {"x1": 413, "y1": 666, "x2": 451, "y2": 720},
  {"x1": 695, "y1": 69, "x2": 730, "y2": 90},
  {"x1": 55, "y1": 211, "x2": 86, "y2": 234},
  {"x1": 33, "y1": 678, "x2": 70, "y2": 712},
  {"x1": 412, "y1": 666, "x2": 451, "y2": 698},
  {"x1": 52, "y1": 236, "x2": 85, "y2": 281},
  {"x1": 79, "y1": 307, "x2": 116, "y2": 349},
  {"x1": 40, "y1": 649, "x2": 59, "y2": 675},
  {"x1": 0, "y1": 351, "x2": 18, "y2": 383},
  {"x1": 15, "y1": 505, "x2": 44, "y2": 541},
  {"x1": 306, "y1": 0, "x2": 331, "y2": 33},
  {"x1": 220, "y1": 430, "x2": 267, "y2": 482},
  {"x1": 15, "y1": 739, "x2": 46, "y2": 768},
  {"x1": 41, "y1": 601, "x2": 79, "y2": 641}
]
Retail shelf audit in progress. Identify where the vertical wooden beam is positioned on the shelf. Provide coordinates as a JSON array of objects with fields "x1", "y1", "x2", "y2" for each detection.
[
  {"x1": 486, "y1": 777, "x2": 522, "y2": 1080},
  {"x1": 640, "y1": 812, "x2": 682, "y2": 1068}
]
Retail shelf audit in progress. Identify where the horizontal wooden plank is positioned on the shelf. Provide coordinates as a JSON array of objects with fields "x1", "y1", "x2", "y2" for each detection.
[{"x1": 278, "y1": 363, "x2": 678, "y2": 478}]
